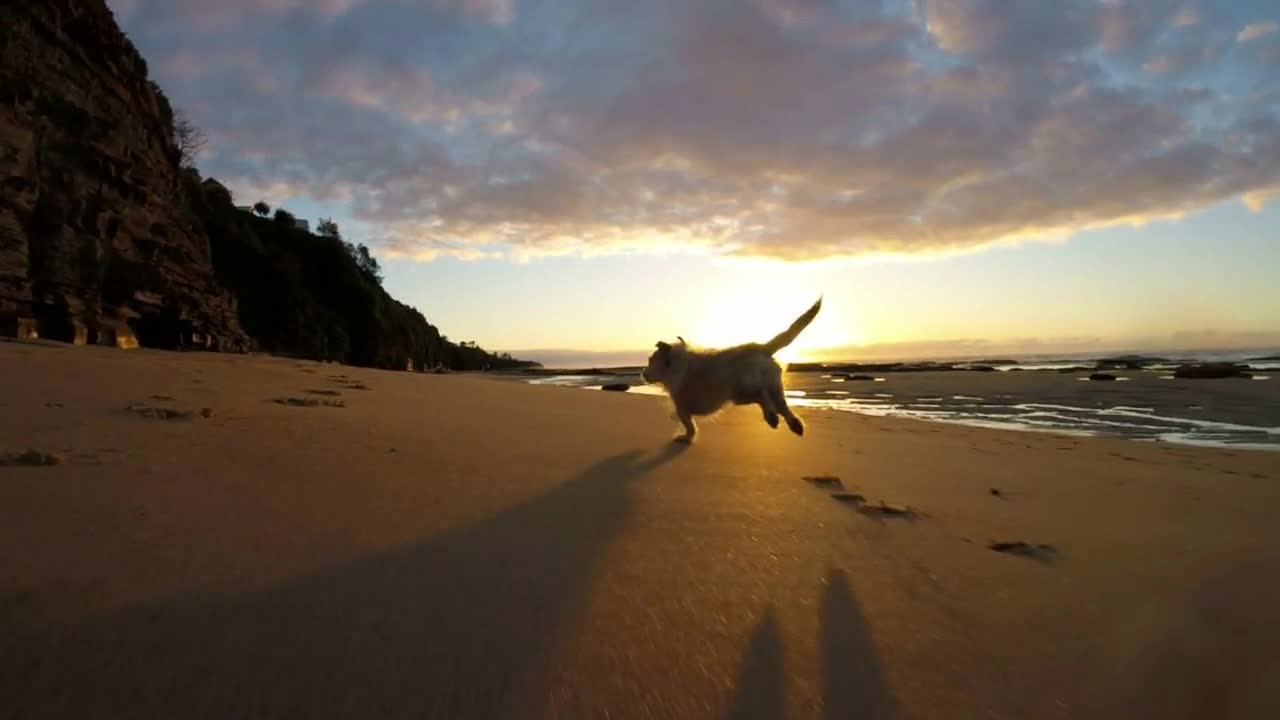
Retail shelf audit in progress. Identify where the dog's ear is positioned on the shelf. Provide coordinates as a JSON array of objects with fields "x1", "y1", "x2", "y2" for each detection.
[
  {"x1": 656, "y1": 341, "x2": 670, "y2": 351},
  {"x1": 676, "y1": 336, "x2": 686, "y2": 346}
]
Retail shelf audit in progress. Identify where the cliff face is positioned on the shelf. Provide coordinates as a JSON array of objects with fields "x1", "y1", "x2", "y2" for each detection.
[{"x1": 0, "y1": 0, "x2": 246, "y2": 350}]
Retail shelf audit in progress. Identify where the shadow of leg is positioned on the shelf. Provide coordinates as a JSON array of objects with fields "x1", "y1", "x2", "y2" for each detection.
[
  {"x1": 725, "y1": 607, "x2": 787, "y2": 720},
  {"x1": 822, "y1": 569, "x2": 900, "y2": 720}
]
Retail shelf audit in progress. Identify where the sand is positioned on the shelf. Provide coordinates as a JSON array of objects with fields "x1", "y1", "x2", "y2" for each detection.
[{"x1": 2, "y1": 338, "x2": 1279, "y2": 719}]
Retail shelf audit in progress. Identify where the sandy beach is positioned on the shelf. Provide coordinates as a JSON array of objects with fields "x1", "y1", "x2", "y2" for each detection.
[{"x1": 3, "y1": 339, "x2": 1279, "y2": 719}]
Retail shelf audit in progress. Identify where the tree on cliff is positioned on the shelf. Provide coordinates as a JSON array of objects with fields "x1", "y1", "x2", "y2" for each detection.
[
  {"x1": 317, "y1": 217, "x2": 341, "y2": 238},
  {"x1": 172, "y1": 111, "x2": 207, "y2": 168},
  {"x1": 316, "y1": 218, "x2": 382, "y2": 285},
  {"x1": 355, "y1": 243, "x2": 383, "y2": 285},
  {"x1": 252, "y1": 201, "x2": 270, "y2": 217}
]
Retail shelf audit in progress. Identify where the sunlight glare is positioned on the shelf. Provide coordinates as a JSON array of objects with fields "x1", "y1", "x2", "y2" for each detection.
[{"x1": 689, "y1": 290, "x2": 856, "y2": 364}]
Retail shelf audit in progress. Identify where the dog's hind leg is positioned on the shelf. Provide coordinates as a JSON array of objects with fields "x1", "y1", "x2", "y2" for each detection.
[{"x1": 765, "y1": 380, "x2": 803, "y2": 436}]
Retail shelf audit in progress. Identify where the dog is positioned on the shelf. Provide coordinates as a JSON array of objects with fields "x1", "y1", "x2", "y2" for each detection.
[{"x1": 641, "y1": 297, "x2": 822, "y2": 443}]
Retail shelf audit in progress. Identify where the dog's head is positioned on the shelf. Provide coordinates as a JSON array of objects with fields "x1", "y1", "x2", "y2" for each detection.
[{"x1": 641, "y1": 337, "x2": 687, "y2": 385}]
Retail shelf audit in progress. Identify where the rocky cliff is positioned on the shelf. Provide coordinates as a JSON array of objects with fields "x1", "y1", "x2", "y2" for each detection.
[{"x1": 0, "y1": 0, "x2": 247, "y2": 350}]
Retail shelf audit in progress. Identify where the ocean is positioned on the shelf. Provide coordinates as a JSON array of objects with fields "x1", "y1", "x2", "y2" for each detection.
[{"x1": 515, "y1": 349, "x2": 1280, "y2": 450}]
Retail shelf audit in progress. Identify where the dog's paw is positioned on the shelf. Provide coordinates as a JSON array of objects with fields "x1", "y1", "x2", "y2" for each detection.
[
  {"x1": 764, "y1": 413, "x2": 780, "y2": 429},
  {"x1": 672, "y1": 434, "x2": 695, "y2": 445},
  {"x1": 786, "y1": 417, "x2": 804, "y2": 436}
]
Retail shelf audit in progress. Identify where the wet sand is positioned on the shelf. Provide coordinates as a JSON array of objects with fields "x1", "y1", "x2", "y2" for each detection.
[{"x1": 3, "y1": 339, "x2": 1279, "y2": 719}]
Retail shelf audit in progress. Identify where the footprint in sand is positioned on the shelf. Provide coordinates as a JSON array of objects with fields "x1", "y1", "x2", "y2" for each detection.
[
  {"x1": 988, "y1": 541, "x2": 1059, "y2": 564},
  {"x1": 124, "y1": 404, "x2": 192, "y2": 420},
  {"x1": 802, "y1": 476, "x2": 922, "y2": 520},
  {"x1": 855, "y1": 501, "x2": 921, "y2": 520},
  {"x1": 270, "y1": 397, "x2": 346, "y2": 408},
  {"x1": 803, "y1": 475, "x2": 843, "y2": 488},
  {"x1": 830, "y1": 492, "x2": 867, "y2": 504},
  {"x1": 0, "y1": 450, "x2": 60, "y2": 467},
  {"x1": 327, "y1": 377, "x2": 369, "y2": 390}
]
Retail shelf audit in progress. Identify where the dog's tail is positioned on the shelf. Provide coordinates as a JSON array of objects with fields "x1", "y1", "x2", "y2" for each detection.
[{"x1": 764, "y1": 296, "x2": 822, "y2": 354}]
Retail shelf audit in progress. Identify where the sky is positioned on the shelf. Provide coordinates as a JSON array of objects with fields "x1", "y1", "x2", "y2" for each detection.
[{"x1": 107, "y1": 0, "x2": 1280, "y2": 363}]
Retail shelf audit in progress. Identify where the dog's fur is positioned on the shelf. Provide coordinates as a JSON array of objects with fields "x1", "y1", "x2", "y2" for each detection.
[{"x1": 642, "y1": 297, "x2": 822, "y2": 443}]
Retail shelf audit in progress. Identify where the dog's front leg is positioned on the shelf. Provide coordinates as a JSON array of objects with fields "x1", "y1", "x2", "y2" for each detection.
[{"x1": 674, "y1": 409, "x2": 697, "y2": 444}]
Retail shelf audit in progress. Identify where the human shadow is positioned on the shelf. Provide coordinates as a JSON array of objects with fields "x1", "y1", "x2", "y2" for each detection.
[
  {"x1": 721, "y1": 569, "x2": 901, "y2": 720},
  {"x1": 822, "y1": 569, "x2": 901, "y2": 720},
  {"x1": 725, "y1": 607, "x2": 788, "y2": 720},
  {"x1": 4, "y1": 446, "x2": 686, "y2": 719}
]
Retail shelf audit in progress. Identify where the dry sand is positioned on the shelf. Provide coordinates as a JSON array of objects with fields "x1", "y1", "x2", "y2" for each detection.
[{"x1": 2, "y1": 339, "x2": 1279, "y2": 719}]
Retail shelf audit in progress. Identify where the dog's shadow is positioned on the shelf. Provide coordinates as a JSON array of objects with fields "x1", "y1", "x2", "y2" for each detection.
[{"x1": 5, "y1": 446, "x2": 687, "y2": 718}]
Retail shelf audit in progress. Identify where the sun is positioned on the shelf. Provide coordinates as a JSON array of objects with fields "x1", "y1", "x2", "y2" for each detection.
[{"x1": 689, "y1": 292, "x2": 854, "y2": 364}]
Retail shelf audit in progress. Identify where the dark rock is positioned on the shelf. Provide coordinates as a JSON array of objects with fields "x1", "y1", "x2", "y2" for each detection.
[
  {"x1": 1096, "y1": 355, "x2": 1169, "y2": 370},
  {"x1": 792, "y1": 362, "x2": 947, "y2": 374},
  {"x1": 600, "y1": 383, "x2": 630, "y2": 392},
  {"x1": 1089, "y1": 372, "x2": 1118, "y2": 382},
  {"x1": 0, "y1": 0, "x2": 536, "y2": 373},
  {"x1": 1173, "y1": 363, "x2": 1252, "y2": 380},
  {"x1": 1, "y1": 0, "x2": 247, "y2": 351}
]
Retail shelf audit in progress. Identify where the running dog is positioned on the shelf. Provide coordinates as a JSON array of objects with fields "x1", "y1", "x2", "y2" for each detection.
[{"x1": 641, "y1": 298, "x2": 822, "y2": 443}]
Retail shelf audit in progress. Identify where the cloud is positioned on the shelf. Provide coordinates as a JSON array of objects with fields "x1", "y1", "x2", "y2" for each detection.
[
  {"x1": 112, "y1": 0, "x2": 1280, "y2": 262},
  {"x1": 1142, "y1": 44, "x2": 1222, "y2": 74},
  {"x1": 107, "y1": 0, "x2": 510, "y2": 29},
  {"x1": 1238, "y1": 20, "x2": 1278, "y2": 42}
]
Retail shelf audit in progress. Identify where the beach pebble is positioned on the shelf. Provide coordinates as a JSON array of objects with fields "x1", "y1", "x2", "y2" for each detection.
[{"x1": 1173, "y1": 363, "x2": 1252, "y2": 379}]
